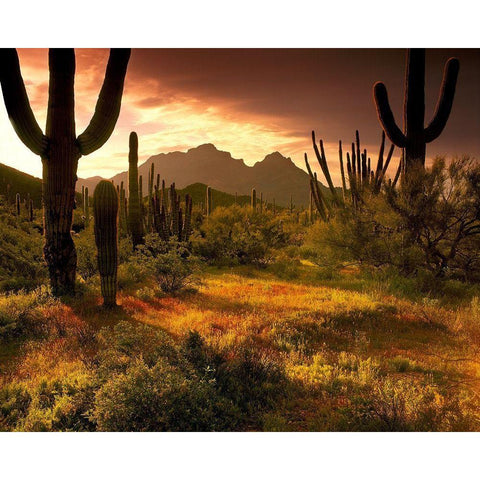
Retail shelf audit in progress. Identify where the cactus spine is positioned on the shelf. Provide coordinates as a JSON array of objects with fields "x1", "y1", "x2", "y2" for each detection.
[
  {"x1": 127, "y1": 132, "x2": 144, "y2": 247},
  {"x1": 373, "y1": 48, "x2": 459, "y2": 173},
  {"x1": 93, "y1": 180, "x2": 119, "y2": 308},
  {"x1": 0, "y1": 48, "x2": 130, "y2": 296}
]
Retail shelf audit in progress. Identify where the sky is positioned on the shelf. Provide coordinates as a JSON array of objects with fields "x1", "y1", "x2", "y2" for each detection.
[{"x1": 0, "y1": 48, "x2": 479, "y2": 184}]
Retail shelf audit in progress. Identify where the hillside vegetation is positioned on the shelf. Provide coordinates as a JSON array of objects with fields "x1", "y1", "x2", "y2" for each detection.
[{"x1": 1, "y1": 181, "x2": 480, "y2": 431}]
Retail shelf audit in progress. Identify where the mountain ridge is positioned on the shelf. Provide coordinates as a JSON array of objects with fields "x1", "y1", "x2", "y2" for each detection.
[{"x1": 79, "y1": 143, "x2": 327, "y2": 206}]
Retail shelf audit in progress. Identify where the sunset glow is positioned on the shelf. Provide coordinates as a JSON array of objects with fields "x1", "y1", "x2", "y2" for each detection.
[{"x1": 1, "y1": 48, "x2": 479, "y2": 184}]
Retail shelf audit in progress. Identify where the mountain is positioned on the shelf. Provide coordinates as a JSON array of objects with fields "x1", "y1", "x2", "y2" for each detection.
[
  {"x1": 79, "y1": 144, "x2": 332, "y2": 207},
  {"x1": 0, "y1": 163, "x2": 43, "y2": 208}
]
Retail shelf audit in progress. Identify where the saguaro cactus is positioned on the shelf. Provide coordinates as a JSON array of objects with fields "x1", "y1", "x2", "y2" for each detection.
[
  {"x1": 205, "y1": 186, "x2": 212, "y2": 216},
  {"x1": 127, "y1": 132, "x2": 144, "y2": 247},
  {"x1": 93, "y1": 180, "x2": 119, "y2": 308},
  {"x1": 0, "y1": 48, "x2": 130, "y2": 296},
  {"x1": 373, "y1": 48, "x2": 459, "y2": 173},
  {"x1": 15, "y1": 193, "x2": 21, "y2": 216},
  {"x1": 251, "y1": 188, "x2": 257, "y2": 210},
  {"x1": 84, "y1": 187, "x2": 90, "y2": 227}
]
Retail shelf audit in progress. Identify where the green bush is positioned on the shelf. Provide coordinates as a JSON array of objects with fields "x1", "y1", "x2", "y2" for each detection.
[
  {"x1": 92, "y1": 323, "x2": 239, "y2": 431},
  {"x1": 133, "y1": 235, "x2": 200, "y2": 293},
  {"x1": 0, "y1": 371, "x2": 96, "y2": 432},
  {"x1": 0, "y1": 208, "x2": 47, "y2": 292},
  {"x1": 93, "y1": 358, "x2": 236, "y2": 432},
  {"x1": 0, "y1": 286, "x2": 57, "y2": 338},
  {"x1": 192, "y1": 205, "x2": 288, "y2": 266}
]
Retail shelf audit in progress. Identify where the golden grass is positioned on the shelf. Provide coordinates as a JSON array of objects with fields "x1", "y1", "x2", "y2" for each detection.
[{"x1": 2, "y1": 267, "x2": 480, "y2": 431}]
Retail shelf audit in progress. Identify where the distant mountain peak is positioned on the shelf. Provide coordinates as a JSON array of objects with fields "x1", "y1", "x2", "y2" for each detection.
[
  {"x1": 187, "y1": 143, "x2": 218, "y2": 153},
  {"x1": 256, "y1": 151, "x2": 293, "y2": 167}
]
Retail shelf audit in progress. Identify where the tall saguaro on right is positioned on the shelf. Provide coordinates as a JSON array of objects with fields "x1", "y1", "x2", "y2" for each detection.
[{"x1": 373, "y1": 48, "x2": 459, "y2": 174}]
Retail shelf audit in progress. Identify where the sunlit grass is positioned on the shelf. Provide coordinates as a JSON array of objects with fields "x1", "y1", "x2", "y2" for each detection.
[{"x1": 1, "y1": 265, "x2": 480, "y2": 431}]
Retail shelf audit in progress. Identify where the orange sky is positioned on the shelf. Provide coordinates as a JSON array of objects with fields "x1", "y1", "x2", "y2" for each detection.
[{"x1": 0, "y1": 48, "x2": 479, "y2": 184}]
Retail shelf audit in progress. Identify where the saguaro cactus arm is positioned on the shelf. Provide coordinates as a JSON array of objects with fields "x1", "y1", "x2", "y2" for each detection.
[
  {"x1": 77, "y1": 49, "x2": 131, "y2": 155},
  {"x1": 424, "y1": 58, "x2": 460, "y2": 143},
  {"x1": 0, "y1": 49, "x2": 48, "y2": 156},
  {"x1": 373, "y1": 82, "x2": 407, "y2": 148}
]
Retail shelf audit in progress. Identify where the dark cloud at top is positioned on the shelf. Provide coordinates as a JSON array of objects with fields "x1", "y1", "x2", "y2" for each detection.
[{"x1": 128, "y1": 48, "x2": 480, "y2": 158}]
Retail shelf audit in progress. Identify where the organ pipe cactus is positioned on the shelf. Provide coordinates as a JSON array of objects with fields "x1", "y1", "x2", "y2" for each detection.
[
  {"x1": 93, "y1": 180, "x2": 119, "y2": 308},
  {"x1": 127, "y1": 132, "x2": 144, "y2": 247},
  {"x1": 305, "y1": 130, "x2": 395, "y2": 219},
  {"x1": 0, "y1": 48, "x2": 130, "y2": 296},
  {"x1": 373, "y1": 48, "x2": 459, "y2": 173},
  {"x1": 311, "y1": 131, "x2": 342, "y2": 206}
]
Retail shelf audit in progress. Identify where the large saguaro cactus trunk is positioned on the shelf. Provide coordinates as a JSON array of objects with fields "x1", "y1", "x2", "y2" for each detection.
[
  {"x1": 42, "y1": 50, "x2": 80, "y2": 294},
  {"x1": 0, "y1": 48, "x2": 130, "y2": 296}
]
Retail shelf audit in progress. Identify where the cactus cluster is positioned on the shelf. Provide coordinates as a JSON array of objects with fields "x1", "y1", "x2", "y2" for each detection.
[
  {"x1": 305, "y1": 130, "x2": 396, "y2": 221},
  {"x1": 8, "y1": 191, "x2": 36, "y2": 222},
  {"x1": 149, "y1": 181, "x2": 193, "y2": 242},
  {"x1": 93, "y1": 180, "x2": 119, "y2": 308}
]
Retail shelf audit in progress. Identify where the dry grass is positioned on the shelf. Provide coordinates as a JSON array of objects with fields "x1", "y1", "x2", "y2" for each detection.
[{"x1": 2, "y1": 266, "x2": 480, "y2": 431}]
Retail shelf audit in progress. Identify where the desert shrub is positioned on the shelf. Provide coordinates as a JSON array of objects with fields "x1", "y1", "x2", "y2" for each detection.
[
  {"x1": 93, "y1": 358, "x2": 236, "y2": 432},
  {"x1": 0, "y1": 369, "x2": 96, "y2": 432},
  {"x1": 269, "y1": 252, "x2": 301, "y2": 280},
  {"x1": 303, "y1": 198, "x2": 423, "y2": 273},
  {"x1": 75, "y1": 228, "x2": 97, "y2": 281},
  {"x1": 0, "y1": 286, "x2": 58, "y2": 338},
  {"x1": 133, "y1": 235, "x2": 200, "y2": 293},
  {"x1": 344, "y1": 377, "x2": 476, "y2": 432},
  {"x1": 0, "y1": 209, "x2": 47, "y2": 292},
  {"x1": 384, "y1": 156, "x2": 480, "y2": 280},
  {"x1": 305, "y1": 157, "x2": 480, "y2": 285},
  {"x1": 0, "y1": 383, "x2": 32, "y2": 430},
  {"x1": 92, "y1": 323, "x2": 239, "y2": 431},
  {"x1": 192, "y1": 205, "x2": 288, "y2": 266},
  {"x1": 214, "y1": 344, "x2": 288, "y2": 415}
]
